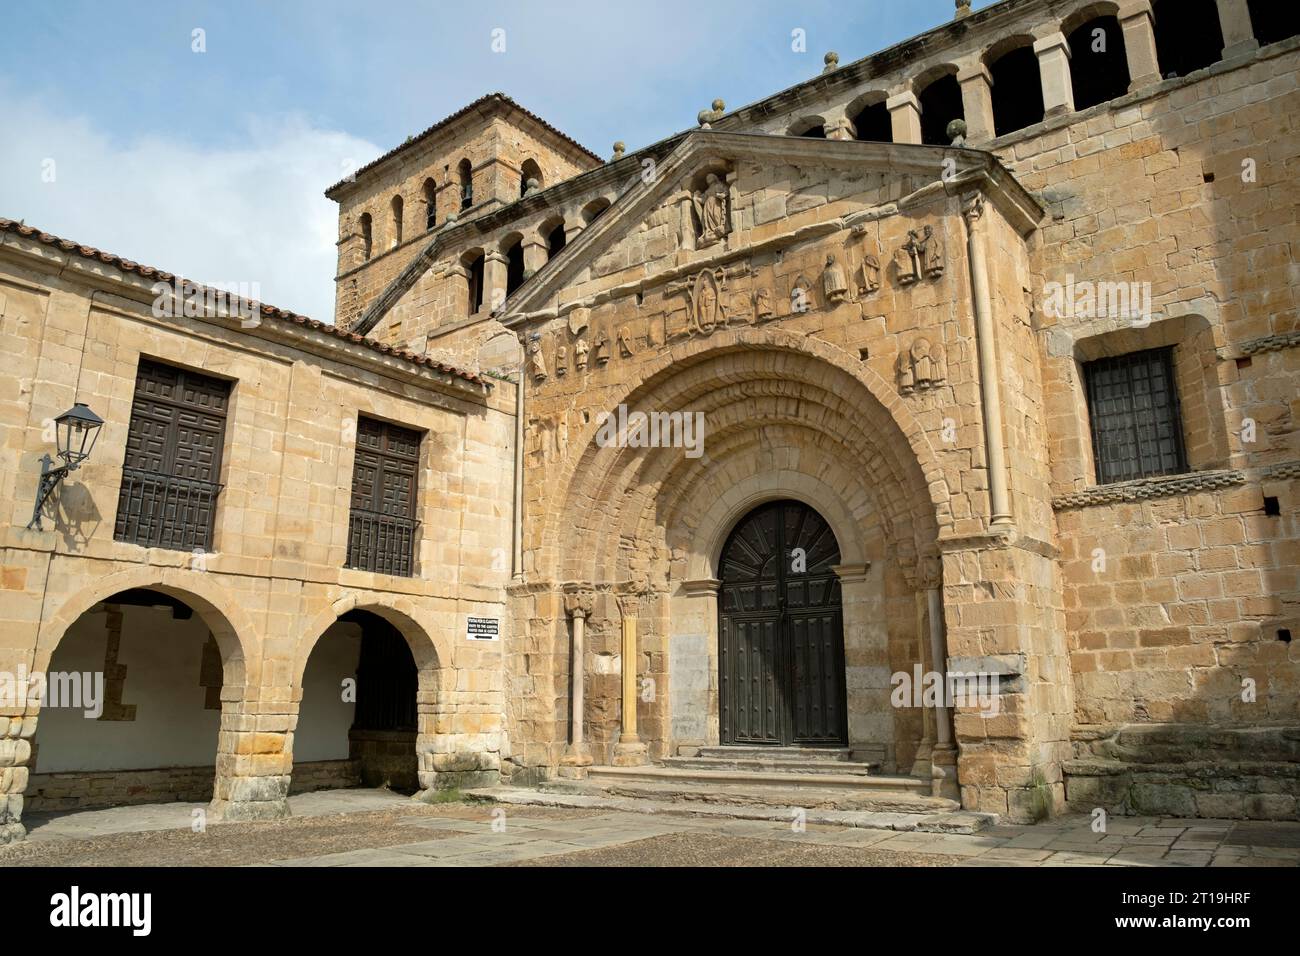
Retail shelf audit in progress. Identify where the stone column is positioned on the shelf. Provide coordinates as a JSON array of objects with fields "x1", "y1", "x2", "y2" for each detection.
[
  {"x1": 612, "y1": 592, "x2": 649, "y2": 766},
  {"x1": 482, "y1": 250, "x2": 509, "y2": 314},
  {"x1": 957, "y1": 62, "x2": 997, "y2": 143},
  {"x1": 522, "y1": 238, "x2": 549, "y2": 277},
  {"x1": 559, "y1": 589, "x2": 594, "y2": 778},
  {"x1": 0, "y1": 715, "x2": 35, "y2": 844},
  {"x1": 962, "y1": 193, "x2": 1013, "y2": 527},
  {"x1": 927, "y1": 584, "x2": 958, "y2": 799},
  {"x1": 886, "y1": 91, "x2": 923, "y2": 145},
  {"x1": 1118, "y1": 1, "x2": 1163, "y2": 91},
  {"x1": 1033, "y1": 32, "x2": 1076, "y2": 117},
  {"x1": 209, "y1": 697, "x2": 292, "y2": 821},
  {"x1": 1215, "y1": 0, "x2": 1258, "y2": 60}
]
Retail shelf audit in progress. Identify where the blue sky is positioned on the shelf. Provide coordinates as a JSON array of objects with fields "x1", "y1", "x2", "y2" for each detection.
[{"x1": 0, "y1": 0, "x2": 986, "y2": 320}]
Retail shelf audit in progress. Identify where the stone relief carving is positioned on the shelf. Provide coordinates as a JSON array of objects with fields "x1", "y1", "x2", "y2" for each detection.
[
  {"x1": 822, "y1": 254, "x2": 848, "y2": 304},
  {"x1": 690, "y1": 268, "x2": 722, "y2": 335},
  {"x1": 527, "y1": 411, "x2": 571, "y2": 463},
  {"x1": 556, "y1": 344, "x2": 568, "y2": 376},
  {"x1": 568, "y1": 306, "x2": 590, "y2": 337},
  {"x1": 617, "y1": 325, "x2": 636, "y2": 357},
  {"x1": 528, "y1": 335, "x2": 548, "y2": 382},
  {"x1": 754, "y1": 287, "x2": 774, "y2": 321},
  {"x1": 691, "y1": 173, "x2": 731, "y2": 247},
  {"x1": 896, "y1": 225, "x2": 945, "y2": 285},
  {"x1": 594, "y1": 327, "x2": 611, "y2": 365},
  {"x1": 896, "y1": 336, "x2": 948, "y2": 394},
  {"x1": 575, "y1": 337, "x2": 589, "y2": 371},
  {"x1": 858, "y1": 249, "x2": 881, "y2": 296},
  {"x1": 790, "y1": 276, "x2": 813, "y2": 314}
]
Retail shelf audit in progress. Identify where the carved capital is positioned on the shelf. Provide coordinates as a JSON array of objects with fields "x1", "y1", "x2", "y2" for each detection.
[
  {"x1": 962, "y1": 192, "x2": 985, "y2": 225},
  {"x1": 563, "y1": 588, "x2": 595, "y2": 619}
]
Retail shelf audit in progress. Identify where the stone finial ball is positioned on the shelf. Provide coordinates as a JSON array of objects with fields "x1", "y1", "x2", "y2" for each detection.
[
  {"x1": 946, "y1": 118, "x2": 968, "y2": 141},
  {"x1": 613, "y1": 141, "x2": 626, "y2": 155},
  {"x1": 824, "y1": 52, "x2": 839, "y2": 68},
  {"x1": 698, "y1": 109, "x2": 711, "y2": 126},
  {"x1": 711, "y1": 98, "x2": 726, "y2": 112}
]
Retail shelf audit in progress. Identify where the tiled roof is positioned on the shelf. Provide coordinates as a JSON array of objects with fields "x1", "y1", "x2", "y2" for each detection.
[
  {"x1": 0, "y1": 218, "x2": 487, "y2": 388},
  {"x1": 324, "y1": 92, "x2": 603, "y2": 197}
]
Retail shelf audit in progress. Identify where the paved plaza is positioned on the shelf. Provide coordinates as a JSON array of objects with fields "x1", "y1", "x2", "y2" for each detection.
[{"x1": 1, "y1": 789, "x2": 1296, "y2": 868}]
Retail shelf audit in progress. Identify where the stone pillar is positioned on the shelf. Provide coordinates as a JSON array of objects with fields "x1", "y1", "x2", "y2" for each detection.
[
  {"x1": 1033, "y1": 32, "x2": 1076, "y2": 117},
  {"x1": 962, "y1": 193, "x2": 1013, "y2": 528},
  {"x1": 209, "y1": 698, "x2": 292, "y2": 821},
  {"x1": 612, "y1": 592, "x2": 649, "y2": 766},
  {"x1": 926, "y1": 584, "x2": 958, "y2": 799},
  {"x1": 886, "y1": 91, "x2": 923, "y2": 145},
  {"x1": 1118, "y1": 1, "x2": 1163, "y2": 91},
  {"x1": 482, "y1": 250, "x2": 509, "y2": 314},
  {"x1": 522, "y1": 238, "x2": 549, "y2": 277},
  {"x1": 0, "y1": 715, "x2": 35, "y2": 844},
  {"x1": 957, "y1": 62, "x2": 997, "y2": 143},
  {"x1": 559, "y1": 589, "x2": 594, "y2": 778},
  {"x1": 1215, "y1": 0, "x2": 1258, "y2": 60}
]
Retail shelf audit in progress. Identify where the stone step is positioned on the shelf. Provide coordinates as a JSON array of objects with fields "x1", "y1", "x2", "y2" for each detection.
[
  {"x1": 584, "y1": 764, "x2": 927, "y2": 794},
  {"x1": 661, "y1": 756, "x2": 878, "y2": 775},
  {"x1": 468, "y1": 784, "x2": 990, "y2": 831},
  {"x1": 693, "y1": 746, "x2": 853, "y2": 762}
]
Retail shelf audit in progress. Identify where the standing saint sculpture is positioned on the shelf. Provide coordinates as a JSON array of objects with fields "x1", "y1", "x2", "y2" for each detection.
[{"x1": 692, "y1": 173, "x2": 730, "y2": 246}]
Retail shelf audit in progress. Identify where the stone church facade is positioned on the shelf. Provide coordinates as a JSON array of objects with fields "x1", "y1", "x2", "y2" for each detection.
[{"x1": 1, "y1": 0, "x2": 1298, "y2": 843}]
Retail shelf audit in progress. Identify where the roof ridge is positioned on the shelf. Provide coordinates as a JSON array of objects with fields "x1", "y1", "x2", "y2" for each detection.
[{"x1": 0, "y1": 218, "x2": 487, "y2": 388}]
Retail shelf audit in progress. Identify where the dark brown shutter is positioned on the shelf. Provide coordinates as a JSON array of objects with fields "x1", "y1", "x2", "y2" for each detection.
[
  {"x1": 114, "y1": 359, "x2": 229, "y2": 551},
  {"x1": 346, "y1": 417, "x2": 421, "y2": 576}
]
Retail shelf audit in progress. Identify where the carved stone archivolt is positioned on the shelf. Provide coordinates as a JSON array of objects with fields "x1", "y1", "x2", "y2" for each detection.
[{"x1": 897, "y1": 336, "x2": 948, "y2": 394}]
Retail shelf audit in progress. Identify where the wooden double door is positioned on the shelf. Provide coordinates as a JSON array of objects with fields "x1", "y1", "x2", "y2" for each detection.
[{"x1": 718, "y1": 500, "x2": 848, "y2": 746}]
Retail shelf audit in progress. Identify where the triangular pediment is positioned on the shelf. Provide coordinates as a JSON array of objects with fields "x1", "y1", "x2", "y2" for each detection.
[{"x1": 497, "y1": 130, "x2": 1041, "y2": 328}]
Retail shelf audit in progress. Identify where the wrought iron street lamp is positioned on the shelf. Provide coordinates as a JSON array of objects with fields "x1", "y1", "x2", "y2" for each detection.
[{"x1": 27, "y1": 402, "x2": 104, "y2": 530}]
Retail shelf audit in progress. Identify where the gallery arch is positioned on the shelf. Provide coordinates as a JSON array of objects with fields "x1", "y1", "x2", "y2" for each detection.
[{"x1": 22, "y1": 582, "x2": 249, "y2": 815}]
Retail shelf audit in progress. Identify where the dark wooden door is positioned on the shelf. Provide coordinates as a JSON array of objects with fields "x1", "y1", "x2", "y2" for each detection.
[{"x1": 718, "y1": 500, "x2": 846, "y2": 746}]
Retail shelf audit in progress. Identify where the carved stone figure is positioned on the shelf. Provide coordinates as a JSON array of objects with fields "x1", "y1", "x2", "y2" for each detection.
[
  {"x1": 556, "y1": 345, "x2": 568, "y2": 376},
  {"x1": 754, "y1": 287, "x2": 773, "y2": 320},
  {"x1": 895, "y1": 239, "x2": 919, "y2": 285},
  {"x1": 692, "y1": 173, "x2": 730, "y2": 246},
  {"x1": 556, "y1": 413, "x2": 569, "y2": 458},
  {"x1": 897, "y1": 336, "x2": 948, "y2": 394},
  {"x1": 528, "y1": 336, "x2": 547, "y2": 381},
  {"x1": 690, "y1": 269, "x2": 721, "y2": 335},
  {"x1": 594, "y1": 328, "x2": 611, "y2": 365},
  {"x1": 921, "y1": 225, "x2": 944, "y2": 278},
  {"x1": 858, "y1": 252, "x2": 881, "y2": 295},
  {"x1": 575, "y1": 337, "x2": 589, "y2": 371},
  {"x1": 822, "y1": 254, "x2": 848, "y2": 304},
  {"x1": 617, "y1": 325, "x2": 635, "y2": 357}
]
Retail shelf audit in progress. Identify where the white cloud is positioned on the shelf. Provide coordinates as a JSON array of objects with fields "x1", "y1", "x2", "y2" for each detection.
[{"x1": 0, "y1": 89, "x2": 378, "y2": 322}]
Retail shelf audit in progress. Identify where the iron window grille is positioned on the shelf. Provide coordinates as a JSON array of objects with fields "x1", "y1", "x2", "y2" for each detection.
[{"x1": 1083, "y1": 346, "x2": 1189, "y2": 485}]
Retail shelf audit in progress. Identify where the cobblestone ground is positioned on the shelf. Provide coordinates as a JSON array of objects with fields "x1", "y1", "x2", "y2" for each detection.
[{"x1": 2, "y1": 790, "x2": 1298, "y2": 867}]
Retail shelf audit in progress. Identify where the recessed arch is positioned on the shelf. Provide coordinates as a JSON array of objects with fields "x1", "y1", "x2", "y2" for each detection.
[
  {"x1": 915, "y1": 65, "x2": 964, "y2": 145},
  {"x1": 1064, "y1": 8, "x2": 1130, "y2": 110},
  {"x1": 520, "y1": 157, "x2": 543, "y2": 196},
  {"x1": 984, "y1": 36, "x2": 1045, "y2": 135},
  {"x1": 581, "y1": 197, "x2": 611, "y2": 225},
  {"x1": 1152, "y1": 0, "x2": 1223, "y2": 78},
  {"x1": 847, "y1": 91, "x2": 892, "y2": 143},
  {"x1": 788, "y1": 115, "x2": 828, "y2": 138}
]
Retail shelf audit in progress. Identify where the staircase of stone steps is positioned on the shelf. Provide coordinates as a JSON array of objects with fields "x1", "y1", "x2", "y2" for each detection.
[{"x1": 536, "y1": 747, "x2": 964, "y2": 818}]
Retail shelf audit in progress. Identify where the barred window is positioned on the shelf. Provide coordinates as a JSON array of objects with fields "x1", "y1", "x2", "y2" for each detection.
[
  {"x1": 1083, "y1": 347, "x2": 1188, "y2": 484},
  {"x1": 114, "y1": 359, "x2": 230, "y2": 552},
  {"x1": 345, "y1": 417, "x2": 421, "y2": 577}
]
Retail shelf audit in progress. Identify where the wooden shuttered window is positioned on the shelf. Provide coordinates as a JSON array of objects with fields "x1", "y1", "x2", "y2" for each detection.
[
  {"x1": 346, "y1": 416, "x2": 421, "y2": 577},
  {"x1": 114, "y1": 358, "x2": 230, "y2": 551},
  {"x1": 1083, "y1": 347, "x2": 1189, "y2": 485}
]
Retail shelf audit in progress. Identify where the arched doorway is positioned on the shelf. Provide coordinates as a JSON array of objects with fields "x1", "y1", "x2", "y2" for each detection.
[{"x1": 718, "y1": 499, "x2": 847, "y2": 747}]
